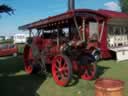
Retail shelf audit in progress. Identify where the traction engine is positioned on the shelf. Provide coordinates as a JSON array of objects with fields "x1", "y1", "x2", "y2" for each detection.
[{"x1": 19, "y1": 0, "x2": 97, "y2": 86}]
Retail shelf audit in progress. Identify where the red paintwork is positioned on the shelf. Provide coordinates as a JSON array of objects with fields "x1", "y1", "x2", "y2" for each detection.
[
  {"x1": 0, "y1": 44, "x2": 18, "y2": 56},
  {"x1": 52, "y1": 55, "x2": 71, "y2": 86},
  {"x1": 98, "y1": 9, "x2": 128, "y2": 18},
  {"x1": 80, "y1": 62, "x2": 96, "y2": 80},
  {"x1": 19, "y1": 8, "x2": 128, "y2": 86},
  {"x1": 19, "y1": 9, "x2": 107, "y2": 30},
  {"x1": 25, "y1": 65, "x2": 33, "y2": 74},
  {"x1": 19, "y1": 8, "x2": 114, "y2": 59},
  {"x1": 72, "y1": 60, "x2": 96, "y2": 80},
  {"x1": 24, "y1": 45, "x2": 33, "y2": 74},
  {"x1": 99, "y1": 21, "x2": 112, "y2": 59},
  {"x1": 72, "y1": 60, "x2": 79, "y2": 72}
]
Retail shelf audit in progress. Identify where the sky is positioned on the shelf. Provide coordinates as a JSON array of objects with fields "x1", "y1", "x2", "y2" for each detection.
[{"x1": 0, "y1": 0, "x2": 120, "y2": 36}]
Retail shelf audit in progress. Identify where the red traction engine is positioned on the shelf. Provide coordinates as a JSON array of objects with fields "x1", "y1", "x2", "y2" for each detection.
[{"x1": 19, "y1": 10, "x2": 98, "y2": 86}]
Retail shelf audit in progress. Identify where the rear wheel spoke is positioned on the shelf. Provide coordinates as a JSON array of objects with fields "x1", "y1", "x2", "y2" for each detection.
[
  {"x1": 52, "y1": 55, "x2": 72, "y2": 86},
  {"x1": 56, "y1": 60, "x2": 61, "y2": 67}
]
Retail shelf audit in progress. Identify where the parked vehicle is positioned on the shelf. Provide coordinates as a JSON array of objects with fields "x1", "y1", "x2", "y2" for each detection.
[
  {"x1": 0, "y1": 44, "x2": 18, "y2": 56},
  {"x1": 13, "y1": 34, "x2": 29, "y2": 44},
  {"x1": 19, "y1": 0, "x2": 128, "y2": 86}
]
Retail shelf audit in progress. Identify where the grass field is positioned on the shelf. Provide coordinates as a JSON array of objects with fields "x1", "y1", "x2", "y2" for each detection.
[
  {"x1": 0, "y1": 39, "x2": 13, "y2": 44},
  {"x1": 0, "y1": 56, "x2": 128, "y2": 96}
]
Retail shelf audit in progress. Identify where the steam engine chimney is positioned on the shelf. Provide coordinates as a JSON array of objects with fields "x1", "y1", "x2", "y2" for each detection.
[{"x1": 68, "y1": 0, "x2": 75, "y2": 11}]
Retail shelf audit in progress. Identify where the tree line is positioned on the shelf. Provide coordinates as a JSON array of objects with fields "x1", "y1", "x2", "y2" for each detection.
[{"x1": 119, "y1": 0, "x2": 128, "y2": 13}]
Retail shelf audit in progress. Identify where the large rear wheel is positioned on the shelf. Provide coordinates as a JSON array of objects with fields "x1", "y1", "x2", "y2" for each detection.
[
  {"x1": 52, "y1": 55, "x2": 72, "y2": 86},
  {"x1": 24, "y1": 45, "x2": 45, "y2": 74}
]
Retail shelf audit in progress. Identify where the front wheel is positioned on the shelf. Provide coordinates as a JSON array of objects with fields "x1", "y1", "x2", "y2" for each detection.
[
  {"x1": 80, "y1": 54, "x2": 96, "y2": 80},
  {"x1": 80, "y1": 62, "x2": 96, "y2": 80},
  {"x1": 52, "y1": 55, "x2": 72, "y2": 86}
]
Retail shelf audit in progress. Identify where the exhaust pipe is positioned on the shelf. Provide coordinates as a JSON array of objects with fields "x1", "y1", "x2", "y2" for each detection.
[{"x1": 68, "y1": 0, "x2": 75, "y2": 11}]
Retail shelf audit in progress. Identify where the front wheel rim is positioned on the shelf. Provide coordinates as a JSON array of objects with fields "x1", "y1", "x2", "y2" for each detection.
[{"x1": 81, "y1": 63, "x2": 96, "y2": 80}]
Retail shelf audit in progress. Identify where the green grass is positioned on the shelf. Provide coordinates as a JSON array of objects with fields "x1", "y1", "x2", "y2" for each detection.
[
  {"x1": 0, "y1": 39, "x2": 13, "y2": 44},
  {"x1": 0, "y1": 56, "x2": 128, "y2": 96}
]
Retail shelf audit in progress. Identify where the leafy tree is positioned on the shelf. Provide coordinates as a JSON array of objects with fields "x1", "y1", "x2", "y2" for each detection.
[
  {"x1": 0, "y1": 4, "x2": 14, "y2": 15},
  {"x1": 119, "y1": 0, "x2": 128, "y2": 13}
]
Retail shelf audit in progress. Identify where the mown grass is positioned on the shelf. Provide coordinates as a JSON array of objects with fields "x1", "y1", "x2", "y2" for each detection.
[
  {"x1": 0, "y1": 56, "x2": 128, "y2": 96},
  {"x1": 0, "y1": 39, "x2": 13, "y2": 44}
]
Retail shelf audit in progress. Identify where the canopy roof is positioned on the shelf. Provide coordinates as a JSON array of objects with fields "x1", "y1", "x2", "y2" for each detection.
[
  {"x1": 19, "y1": 9, "x2": 108, "y2": 30},
  {"x1": 98, "y1": 9, "x2": 128, "y2": 18},
  {"x1": 19, "y1": 9, "x2": 128, "y2": 30}
]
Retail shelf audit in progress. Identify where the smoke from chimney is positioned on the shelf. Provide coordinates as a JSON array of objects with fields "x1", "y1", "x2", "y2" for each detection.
[{"x1": 68, "y1": 0, "x2": 75, "y2": 11}]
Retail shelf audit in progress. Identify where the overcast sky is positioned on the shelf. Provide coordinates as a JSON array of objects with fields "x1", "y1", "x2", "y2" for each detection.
[{"x1": 0, "y1": 0, "x2": 120, "y2": 36}]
